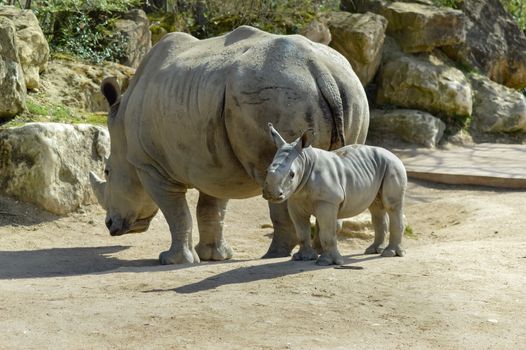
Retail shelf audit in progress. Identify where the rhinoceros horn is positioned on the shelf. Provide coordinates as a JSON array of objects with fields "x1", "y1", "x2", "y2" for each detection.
[{"x1": 89, "y1": 171, "x2": 107, "y2": 209}]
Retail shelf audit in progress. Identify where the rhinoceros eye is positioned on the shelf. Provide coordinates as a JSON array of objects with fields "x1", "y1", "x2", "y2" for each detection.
[{"x1": 289, "y1": 171, "x2": 295, "y2": 179}]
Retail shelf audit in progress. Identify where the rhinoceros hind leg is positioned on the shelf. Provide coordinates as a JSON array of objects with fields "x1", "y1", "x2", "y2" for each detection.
[
  {"x1": 262, "y1": 201, "x2": 298, "y2": 258},
  {"x1": 195, "y1": 192, "x2": 233, "y2": 261},
  {"x1": 380, "y1": 204, "x2": 405, "y2": 258},
  {"x1": 365, "y1": 202, "x2": 388, "y2": 255}
]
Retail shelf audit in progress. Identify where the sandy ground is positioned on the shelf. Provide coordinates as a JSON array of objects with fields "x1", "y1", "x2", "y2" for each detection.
[{"x1": 0, "y1": 179, "x2": 525, "y2": 349}]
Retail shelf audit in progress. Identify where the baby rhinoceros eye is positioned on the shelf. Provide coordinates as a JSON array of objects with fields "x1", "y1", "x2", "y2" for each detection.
[{"x1": 289, "y1": 171, "x2": 295, "y2": 179}]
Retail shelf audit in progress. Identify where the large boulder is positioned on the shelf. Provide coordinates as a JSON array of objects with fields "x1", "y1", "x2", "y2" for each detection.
[
  {"x1": 300, "y1": 19, "x2": 332, "y2": 45},
  {"x1": 0, "y1": 17, "x2": 26, "y2": 119},
  {"x1": 376, "y1": 40, "x2": 472, "y2": 118},
  {"x1": 342, "y1": 0, "x2": 465, "y2": 53},
  {"x1": 115, "y1": 9, "x2": 152, "y2": 68},
  {"x1": 442, "y1": 0, "x2": 526, "y2": 90},
  {"x1": 469, "y1": 74, "x2": 526, "y2": 133},
  {"x1": 0, "y1": 6, "x2": 49, "y2": 90},
  {"x1": 40, "y1": 59, "x2": 135, "y2": 112},
  {"x1": 369, "y1": 109, "x2": 445, "y2": 147},
  {"x1": 0, "y1": 123, "x2": 109, "y2": 215},
  {"x1": 326, "y1": 11, "x2": 387, "y2": 85}
]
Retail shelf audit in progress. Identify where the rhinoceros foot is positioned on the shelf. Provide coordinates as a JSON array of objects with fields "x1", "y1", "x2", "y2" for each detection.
[
  {"x1": 316, "y1": 250, "x2": 344, "y2": 266},
  {"x1": 195, "y1": 241, "x2": 233, "y2": 261},
  {"x1": 364, "y1": 243, "x2": 386, "y2": 255},
  {"x1": 380, "y1": 244, "x2": 405, "y2": 257},
  {"x1": 159, "y1": 247, "x2": 200, "y2": 265},
  {"x1": 292, "y1": 246, "x2": 318, "y2": 261},
  {"x1": 261, "y1": 240, "x2": 295, "y2": 259}
]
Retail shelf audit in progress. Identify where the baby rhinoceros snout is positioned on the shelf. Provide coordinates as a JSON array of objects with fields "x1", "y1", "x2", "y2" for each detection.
[{"x1": 262, "y1": 183, "x2": 285, "y2": 203}]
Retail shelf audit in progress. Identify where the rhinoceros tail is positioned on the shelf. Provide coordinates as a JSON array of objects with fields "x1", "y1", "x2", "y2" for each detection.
[{"x1": 312, "y1": 63, "x2": 346, "y2": 150}]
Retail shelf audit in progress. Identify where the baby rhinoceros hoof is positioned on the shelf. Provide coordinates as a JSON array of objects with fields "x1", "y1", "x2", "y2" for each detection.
[
  {"x1": 195, "y1": 241, "x2": 233, "y2": 261},
  {"x1": 364, "y1": 243, "x2": 386, "y2": 255},
  {"x1": 159, "y1": 248, "x2": 200, "y2": 265},
  {"x1": 380, "y1": 245, "x2": 406, "y2": 257},
  {"x1": 316, "y1": 250, "x2": 344, "y2": 266},
  {"x1": 292, "y1": 247, "x2": 318, "y2": 261}
]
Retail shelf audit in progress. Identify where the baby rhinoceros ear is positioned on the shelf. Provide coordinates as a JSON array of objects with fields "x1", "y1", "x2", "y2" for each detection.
[
  {"x1": 268, "y1": 123, "x2": 286, "y2": 148},
  {"x1": 300, "y1": 129, "x2": 315, "y2": 149}
]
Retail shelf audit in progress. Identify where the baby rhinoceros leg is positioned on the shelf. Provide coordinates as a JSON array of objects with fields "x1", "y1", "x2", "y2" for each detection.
[
  {"x1": 378, "y1": 167, "x2": 407, "y2": 258},
  {"x1": 314, "y1": 203, "x2": 344, "y2": 266},
  {"x1": 365, "y1": 201, "x2": 387, "y2": 255},
  {"x1": 289, "y1": 207, "x2": 318, "y2": 261},
  {"x1": 381, "y1": 209, "x2": 406, "y2": 257}
]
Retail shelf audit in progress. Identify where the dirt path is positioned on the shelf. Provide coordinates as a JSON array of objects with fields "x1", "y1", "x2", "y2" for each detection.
[{"x1": 0, "y1": 180, "x2": 525, "y2": 349}]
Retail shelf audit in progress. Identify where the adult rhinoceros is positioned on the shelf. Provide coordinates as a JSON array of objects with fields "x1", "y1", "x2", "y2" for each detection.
[{"x1": 90, "y1": 25, "x2": 369, "y2": 264}]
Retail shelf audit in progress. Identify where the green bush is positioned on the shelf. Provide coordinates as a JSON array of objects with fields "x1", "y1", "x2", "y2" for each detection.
[
  {"x1": 431, "y1": 0, "x2": 525, "y2": 32},
  {"x1": 170, "y1": 0, "x2": 339, "y2": 38},
  {"x1": 501, "y1": 0, "x2": 525, "y2": 31},
  {"x1": 7, "y1": 0, "x2": 141, "y2": 63}
]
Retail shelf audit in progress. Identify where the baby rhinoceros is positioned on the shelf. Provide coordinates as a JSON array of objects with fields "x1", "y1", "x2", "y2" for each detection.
[{"x1": 263, "y1": 124, "x2": 408, "y2": 265}]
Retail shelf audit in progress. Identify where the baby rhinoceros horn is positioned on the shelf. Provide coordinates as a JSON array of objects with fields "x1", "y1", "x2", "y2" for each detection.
[{"x1": 89, "y1": 171, "x2": 107, "y2": 210}]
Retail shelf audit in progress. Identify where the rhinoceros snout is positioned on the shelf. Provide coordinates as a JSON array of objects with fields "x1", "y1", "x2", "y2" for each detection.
[
  {"x1": 106, "y1": 216, "x2": 127, "y2": 236},
  {"x1": 262, "y1": 188, "x2": 285, "y2": 203}
]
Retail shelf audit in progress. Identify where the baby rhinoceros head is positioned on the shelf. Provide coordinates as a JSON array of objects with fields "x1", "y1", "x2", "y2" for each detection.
[{"x1": 262, "y1": 123, "x2": 313, "y2": 203}]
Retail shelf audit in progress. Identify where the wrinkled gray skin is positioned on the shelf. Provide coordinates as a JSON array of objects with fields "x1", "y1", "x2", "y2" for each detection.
[
  {"x1": 89, "y1": 25, "x2": 369, "y2": 264},
  {"x1": 263, "y1": 124, "x2": 407, "y2": 265}
]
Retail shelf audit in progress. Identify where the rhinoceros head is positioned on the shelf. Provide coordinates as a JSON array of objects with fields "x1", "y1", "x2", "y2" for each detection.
[
  {"x1": 90, "y1": 77, "x2": 159, "y2": 236},
  {"x1": 263, "y1": 123, "x2": 314, "y2": 203}
]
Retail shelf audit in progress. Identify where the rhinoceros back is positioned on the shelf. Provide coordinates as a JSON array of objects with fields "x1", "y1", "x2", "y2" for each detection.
[{"x1": 121, "y1": 26, "x2": 369, "y2": 199}]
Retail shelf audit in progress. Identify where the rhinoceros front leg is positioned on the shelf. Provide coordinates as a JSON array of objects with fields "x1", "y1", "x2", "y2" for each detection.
[
  {"x1": 289, "y1": 205, "x2": 318, "y2": 261},
  {"x1": 136, "y1": 168, "x2": 199, "y2": 265},
  {"x1": 262, "y1": 201, "x2": 299, "y2": 258},
  {"x1": 195, "y1": 192, "x2": 233, "y2": 261},
  {"x1": 314, "y1": 202, "x2": 343, "y2": 266}
]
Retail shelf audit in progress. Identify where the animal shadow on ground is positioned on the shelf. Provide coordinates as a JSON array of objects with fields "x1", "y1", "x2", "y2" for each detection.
[
  {"x1": 145, "y1": 254, "x2": 382, "y2": 294},
  {"x1": 0, "y1": 246, "x2": 160, "y2": 279}
]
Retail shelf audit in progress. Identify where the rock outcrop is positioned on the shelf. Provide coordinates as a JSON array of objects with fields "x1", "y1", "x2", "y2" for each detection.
[
  {"x1": 442, "y1": 0, "x2": 526, "y2": 90},
  {"x1": 326, "y1": 11, "x2": 387, "y2": 85},
  {"x1": 470, "y1": 74, "x2": 526, "y2": 133},
  {"x1": 0, "y1": 6, "x2": 49, "y2": 90},
  {"x1": 115, "y1": 9, "x2": 152, "y2": 68},
  {"x1": 301, "y1": 19, "x2": 331, "y2": 45},
  {"x1": 0, "y1": 17, "x2": 26, "y2": 119},
  {"x1": 0, "y1": 123, "x2": 109, "y2": 214},
  {"x1": 341, "y1": 0, "x2": 465, "y2": 53},
  {"x1": 369, "y1": 109, "x2": 445, "y2": 147},
  {"x1": 40, "y1": 59, "x2": 135, "y2": 112},
  {"x1": 376, "y1": 40, "x2": 472, "y2": 118}
]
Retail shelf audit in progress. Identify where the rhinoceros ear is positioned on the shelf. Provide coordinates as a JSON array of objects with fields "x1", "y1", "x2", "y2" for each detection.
[
  {"x1": 300, "y1": 129, "x2": 315, "y2": 149},
  {"x1": 101, "y1": 77, "x2": 121, "y2": 107},
  {"x1": 268, "y1": 123, "x2": 286, "y2": 148}
]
